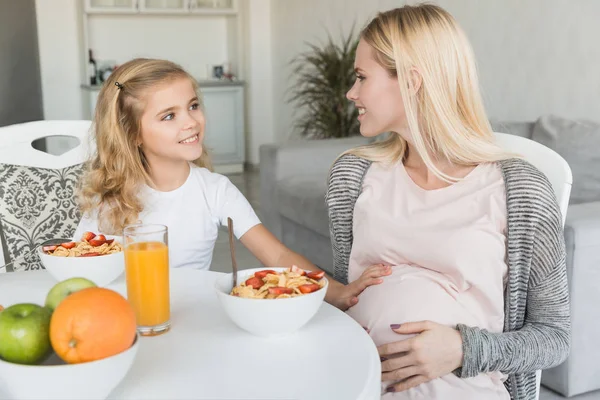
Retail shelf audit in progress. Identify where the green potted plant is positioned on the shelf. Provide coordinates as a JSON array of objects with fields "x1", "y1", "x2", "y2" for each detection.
[{"x1": 287, "y1": 29, "x2": 360, "y2": 139}]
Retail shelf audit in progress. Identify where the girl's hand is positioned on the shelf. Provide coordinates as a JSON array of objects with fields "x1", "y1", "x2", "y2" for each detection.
[
  {"x1": 378, "y1": 321, "x2": 463, "y2": 393},
  {"x1": 328, "y1": 264, "x2": 391, "y2": 311}
]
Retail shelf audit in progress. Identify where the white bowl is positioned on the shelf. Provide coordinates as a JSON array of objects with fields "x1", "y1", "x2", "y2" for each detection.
[
  {"x1": 0, "y1": 334, "x2": 139, "y2": 400},
  {"x1": 38, "y1": 236, "x2": 125, "y2": 287},
  {"x1": 214, "y1": 267, "x2": 328, "y2": 337}
]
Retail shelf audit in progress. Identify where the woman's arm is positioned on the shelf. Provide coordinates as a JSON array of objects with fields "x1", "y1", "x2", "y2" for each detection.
[
  {"x1": 240, "y1": 224, "x2": 389, "y2": 310},
  {"x1": 456, "y1": 199, "x2": 571, "y2": 377}
]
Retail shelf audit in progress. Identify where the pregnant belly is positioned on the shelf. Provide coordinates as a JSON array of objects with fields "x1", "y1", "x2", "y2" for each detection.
[
  {"x1": 347, "y1": 264, "x2": 470, "y2": 346},
  {"x1": 347, "y1": 265, "x2": 509, "y2": 399}
]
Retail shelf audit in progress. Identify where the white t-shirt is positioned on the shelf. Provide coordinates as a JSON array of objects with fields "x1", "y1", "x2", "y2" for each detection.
[{"x1": 73, "y1": 164, "x2": 261, "y2": 270}]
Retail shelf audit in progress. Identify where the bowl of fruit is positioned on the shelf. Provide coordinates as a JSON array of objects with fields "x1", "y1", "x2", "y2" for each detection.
[
  {"x1": 39, "y1": 231, "x2": 125, "y2": 287},
  {"x1": 214, "y1": 265, "x2": 328, "y2": 337},
  {"x1": 0, "y1": 278, "x2": 139, "y2": 400}
]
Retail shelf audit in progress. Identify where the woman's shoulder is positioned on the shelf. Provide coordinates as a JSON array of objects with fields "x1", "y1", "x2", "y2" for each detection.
[
  {"x1": 497, "y1": 158, "x2": 556, "y2": 198},
  {"x1": 497, "y1": 158, "x2": 563, "y2": 228},
  {"x1": 328, "y1": 154, "x2": 372, "y2": 185}
]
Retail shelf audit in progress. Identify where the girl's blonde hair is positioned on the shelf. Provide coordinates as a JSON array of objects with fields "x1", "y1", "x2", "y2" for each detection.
[
  {"x1": 78, "y1": 58, "x2": 212, "y2": 234},
  {"x1": 346, "y1": 3, "x2": 513, "y2": 181}
]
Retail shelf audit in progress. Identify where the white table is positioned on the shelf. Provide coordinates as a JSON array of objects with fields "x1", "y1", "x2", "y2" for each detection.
[{"x1": 0, "y1": 269, "x2": 381, "y2": 400}]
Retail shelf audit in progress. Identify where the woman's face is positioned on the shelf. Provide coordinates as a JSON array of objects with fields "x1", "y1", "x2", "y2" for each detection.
[
  {"x1": 138, "y1": 77, "x2": 205, "y2": 167},
  {"x1": 346, "y1": 39, "x2": 407, "y2": 138}
]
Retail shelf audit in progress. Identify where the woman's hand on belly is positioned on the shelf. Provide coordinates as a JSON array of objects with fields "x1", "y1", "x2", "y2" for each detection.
[
  {"x1": 328, "y1": 264, "x2": 391, "y2": 311},
  {"x1": 378, "y1": 321, "x2": 463, "y2": 393}
]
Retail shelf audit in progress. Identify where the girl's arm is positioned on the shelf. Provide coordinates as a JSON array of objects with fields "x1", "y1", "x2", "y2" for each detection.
[{"x1": 240, "y1": 224, "x2": 389, "y2": 310}]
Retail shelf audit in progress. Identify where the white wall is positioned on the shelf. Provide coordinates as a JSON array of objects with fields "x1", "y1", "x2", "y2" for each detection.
[
  {"x1": 243, "y1": 0, "x2": 274, "y2": 164},
  {"x1": 272, "y1": 0, "x2": 600, "y2": 141},
  {"x1": 35, "y1": 0, "x2": 84, "y2": 120},
  {"x1": 87, "y1": 15, "x2": 229, "y2": 80}
]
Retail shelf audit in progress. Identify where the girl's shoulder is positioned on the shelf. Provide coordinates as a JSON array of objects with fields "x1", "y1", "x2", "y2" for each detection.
[{"x1": 188, "y1": 164, "x2": 236, "y2": 196}]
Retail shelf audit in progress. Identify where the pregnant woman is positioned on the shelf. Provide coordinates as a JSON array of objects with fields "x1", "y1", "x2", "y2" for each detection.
[{"x1": 326, "y1": 4, "x2": 570, "y2": 400}]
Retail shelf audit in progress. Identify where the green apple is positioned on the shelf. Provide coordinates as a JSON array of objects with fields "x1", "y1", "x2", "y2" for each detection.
[
  {"x1": 45, "y1": 277, "x2": 97, "y2": 311},
  {"x1": 0, "y1": 303, "x2": 52, "y2": 365}
]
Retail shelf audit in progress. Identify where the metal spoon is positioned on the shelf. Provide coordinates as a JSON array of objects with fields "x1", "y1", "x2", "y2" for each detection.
[{"x1": 227, "y1": 217, "x2": 238, "y2": 288}]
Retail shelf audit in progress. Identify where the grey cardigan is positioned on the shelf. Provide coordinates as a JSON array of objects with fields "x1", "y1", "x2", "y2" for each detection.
[{"x1": 325, "y1": 155, "x2": 570, "y2": 400}]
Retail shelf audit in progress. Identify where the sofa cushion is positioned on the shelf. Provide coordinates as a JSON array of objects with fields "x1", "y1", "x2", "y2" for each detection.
[
  {"x1": 491, "y1": 121, "x2": 534, "y2": 139},
  {"x1": 276, "y1": 175, "x2": 330, "y2": 238},
  {"x1": 0, "y1": 163, "x2": 83, "y2": 272},
  {"x1": 532, "y1": 115, "x2": 600, "y2": 204}
]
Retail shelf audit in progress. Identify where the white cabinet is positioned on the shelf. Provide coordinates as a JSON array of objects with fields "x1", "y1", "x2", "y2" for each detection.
[
  {"x1": 140, "y1": 0, "x2": 188, "y2": 14},
  {"x1": 202, "y1": 86, "x2": 245, "y2": 171},
  {"x1": 81, "y1": 84, "x2": 245, "y2": 172},
  {"x1": 85, "y1": 0, "x2": 138, "y2": 13},
  {"x1": 85, "y1": 0, "x2": 237, "y2": 15}
]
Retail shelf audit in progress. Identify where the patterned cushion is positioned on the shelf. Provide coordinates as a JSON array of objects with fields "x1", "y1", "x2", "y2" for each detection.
[{"x1": 0, "y1": 163, "x2": 83, "y2": 272}]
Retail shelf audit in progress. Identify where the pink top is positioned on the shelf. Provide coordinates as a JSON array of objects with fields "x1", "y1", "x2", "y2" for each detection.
[{"x1": 347, "y1": 161, "x2": 510, "y2": 399}]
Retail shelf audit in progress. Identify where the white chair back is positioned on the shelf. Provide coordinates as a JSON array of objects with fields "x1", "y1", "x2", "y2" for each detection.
[
  {"x1": 494, "y1": 131, "x2": 572, "y2": 399},
  {"x1": 0, "y1": 120, "x2": 93, "y2": 168},
  {"x1": 0, "y1": 120, "x2": 93, "y2": 269}
]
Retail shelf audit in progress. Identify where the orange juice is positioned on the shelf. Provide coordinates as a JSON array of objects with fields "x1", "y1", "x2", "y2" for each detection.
[{"x1": 124, "y1": 241, "x2": 170, "y2": 329}]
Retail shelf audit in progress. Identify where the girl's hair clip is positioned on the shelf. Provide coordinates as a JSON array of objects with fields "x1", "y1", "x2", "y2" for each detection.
[{"x1": 115, "y1": 82, "x2": 124, "y2": 90}]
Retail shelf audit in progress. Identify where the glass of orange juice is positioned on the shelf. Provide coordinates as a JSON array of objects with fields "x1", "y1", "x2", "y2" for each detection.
[{"x1": 123, "y1": 223, "x2": 170, "y2": 336}]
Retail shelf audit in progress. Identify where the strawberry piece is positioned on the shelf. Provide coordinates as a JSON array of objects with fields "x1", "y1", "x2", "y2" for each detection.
[
  {"x1": 94, "y1": 234, "x2": 106, "y2": 241},
  {"x1": 80, "y1": 252, "x2": 101, "y2": 257},
  {"x1": 105, "y1": 239, "x2": 114, "y2": 245},
  {"x1": 298, "y1": 284, "x2": 321, "y2": 294},
  {"x1": 268, "y1": 287, "x2": 293, "y2": 295},
  {"x1": 306, "y1": 270, "x2": 325, "y2": 280},
  {"x1": 254, "y1": 270, "x2": 277, "y2": 279},
  {"x1": 81, "y1": 231, "x2": 96, "y2": 242},
  {"x1": 245, "y1": 277, "x2": 263, "y2": 290},
  {"x1": 290, "y1": 265, "x2": 306, "y2": 276},
  {"x1": 42, "y1": 245, "x2": 57, "y2": 253},
  {"x1": 88, "y1": 239, "x2": 106, "y2": 247},
  {"x1": 60, "y1": 242, "x2": 76, "y2": 249}
]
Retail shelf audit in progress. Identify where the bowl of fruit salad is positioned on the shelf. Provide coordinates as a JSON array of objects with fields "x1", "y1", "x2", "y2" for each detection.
[
  {"x1": 38, "y1": 231, "x2": 125, "y2": 287},
  {"x1": 214, "y1": 265, "x2": 328, "y2": 337}
]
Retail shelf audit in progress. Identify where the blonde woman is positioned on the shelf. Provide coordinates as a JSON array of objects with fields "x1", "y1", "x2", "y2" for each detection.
[
  {"x1": 75, "y1": 58, "x2": 386, "y2": 309},
  {"x1": 327, "y1": 4, "x2": 569, "y2": 399}
]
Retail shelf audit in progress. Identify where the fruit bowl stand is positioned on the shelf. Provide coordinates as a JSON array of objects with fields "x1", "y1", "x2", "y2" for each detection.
[{"x1": 0, "y1": 268, "x2": 381, "y2": 400}]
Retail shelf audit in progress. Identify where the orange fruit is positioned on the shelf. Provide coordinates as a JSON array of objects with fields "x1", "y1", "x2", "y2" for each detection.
[
  {"x1": 50, "y1": 287, "x2": 136, "y2": 364},
  {"x1": 0, "y1": 305, "x2": 4, "y2": 312}
]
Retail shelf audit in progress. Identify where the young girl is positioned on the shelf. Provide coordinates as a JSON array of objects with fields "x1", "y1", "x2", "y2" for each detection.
[
  {"x1": 327, "y1": 4, "x2": 569, "y2": 400},
  {"x1": 74, "y1": 58, "x2": 388, "y2": 310}
]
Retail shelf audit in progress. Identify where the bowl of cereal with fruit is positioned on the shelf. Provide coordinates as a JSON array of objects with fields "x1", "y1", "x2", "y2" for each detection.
[
  {"x1": 38, "y1": 231, "x2": 125, "y2": 287},
  {"x1": 214, "y1": 265, "x2": 328, "y2": 337}
]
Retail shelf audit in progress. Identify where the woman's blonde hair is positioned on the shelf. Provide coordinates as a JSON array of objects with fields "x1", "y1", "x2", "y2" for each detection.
[
  {"x1": 78, "y1": 58, "x2": 212, "y2": 234},
  {"x1": 346, "y1": 3, "x2": 513, "y2": 181}
]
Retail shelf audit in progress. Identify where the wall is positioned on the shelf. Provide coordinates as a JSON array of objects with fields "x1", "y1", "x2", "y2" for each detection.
[
  {"x1": 87, "y1": 15, "x2": 229, "y2": 80},
  {"x1": 35, "y1": 0, "x2": 84, "y2": 120},
  {"x1": 243, "y1": 0, "x2": 274, "y2": 164},
  {"x1": 272, "y1": 0, "x2": 600, "y2": 140},
  {"x1": 0, "y1": 0, "x2": 44, "y2": 126},
  {"x1": 35, "y1": 0, "x2": 241, "y2": 117}
]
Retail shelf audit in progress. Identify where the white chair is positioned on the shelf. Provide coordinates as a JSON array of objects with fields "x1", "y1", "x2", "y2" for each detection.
[
  {"x1": 494, "y1": 131, "x2": 573, "y2": 400},
  {"x1": 0, "y1": 120, "x2": 93, "y2": 168},
  {"x1": 0, "y1": 120, "x2": 93, "y2": 270}
]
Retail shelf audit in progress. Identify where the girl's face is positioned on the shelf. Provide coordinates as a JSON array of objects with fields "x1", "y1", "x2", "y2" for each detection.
[
  {"x1": 346, "y1": 39, "x2": 407, "y2": 138},
  {"x1": 139, "y1": 77, "x2": 205, "y2": 167}
]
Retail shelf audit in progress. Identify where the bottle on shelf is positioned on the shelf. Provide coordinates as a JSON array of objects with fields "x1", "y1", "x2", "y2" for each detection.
[{"x1": 88, "y1": 49, "x2": 98, "y2": 86}]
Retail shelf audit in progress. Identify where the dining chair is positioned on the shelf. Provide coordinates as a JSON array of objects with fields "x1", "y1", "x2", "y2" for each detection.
[{"x1": 0, "y1": 120, "x2": 93, "y2": 272}]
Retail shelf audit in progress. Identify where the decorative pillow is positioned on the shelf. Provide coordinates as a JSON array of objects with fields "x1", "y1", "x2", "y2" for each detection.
[
  {"x1": 0, "y1": 163, "x2": 83, "y2": 272},
  {"x1": 532, "y1": 115, "x2": 600, "y2": 205}
]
